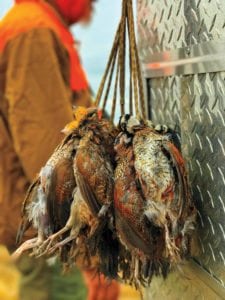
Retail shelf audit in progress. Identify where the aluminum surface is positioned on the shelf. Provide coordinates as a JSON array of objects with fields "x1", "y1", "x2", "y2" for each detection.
[
  {"x1": 137, "y1": 0, "x2": 225, "y2": 298},
  {"x1": 138, "y1": 0, "x2": 225, "y2": 55},
  {"x1": 143, "y1": 40, "x2": 225, "y2": 77}
]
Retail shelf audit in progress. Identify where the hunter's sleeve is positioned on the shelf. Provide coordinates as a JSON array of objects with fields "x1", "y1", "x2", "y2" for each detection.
[{"x1": 5, "y1": 28, "x2": 73, "y2": 181}]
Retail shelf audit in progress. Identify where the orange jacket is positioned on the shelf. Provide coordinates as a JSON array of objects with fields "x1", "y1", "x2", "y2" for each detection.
[{"x1": 1, "y1": 0, "x2": 89, "y2": 92}]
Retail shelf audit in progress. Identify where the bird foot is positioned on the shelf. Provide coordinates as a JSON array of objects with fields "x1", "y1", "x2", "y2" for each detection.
[
  {"x1": 11, "y1": 237, "x2": 40, "y2": 261},
  {"x1": 165, "y1": 229, "x2": 180, "y2": 261},
  {"x1": 48, "y1": 234, "x2": 78, "y2": 255},
  {"x1": 37, "y1": 232, "x2": 62, "y2": 257}
]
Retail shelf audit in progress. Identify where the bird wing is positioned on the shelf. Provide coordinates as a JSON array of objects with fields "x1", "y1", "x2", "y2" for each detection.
[
  {"x1": 161, "y1": 140, "x2": 190, "y2": 218},
  {"x1": 114, "y1": 153, "x2": 154, "y2": 256},
  {"x1": 75, "y1": 170, "x2": 101, "y2": 216},
  {"x1": 115, "y1": 200, "x2": 152, "y2": 255},
  {"x1": 47, "y1": 158, "x2": 76, "y2": 233},
  {"x1": 74, "y1": 135, "x2": 114, "y2": 217},
  {"x1": 21, "y1": 176, "x2": 40, "y2": 215},
  {"x1": 17, "y1": 176, "x2": 40, "y2": 244}
]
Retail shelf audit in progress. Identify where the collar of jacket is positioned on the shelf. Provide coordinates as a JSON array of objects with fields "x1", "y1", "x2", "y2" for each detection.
[{"x1": 0, "y1": 0, "x2": 89, "y2": 92}]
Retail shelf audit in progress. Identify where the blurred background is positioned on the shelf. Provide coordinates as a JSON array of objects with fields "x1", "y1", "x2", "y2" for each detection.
[
  {"x1": 0, "y1": 2, "x2": 141, "y2": 300},
  {"x1": 0, "y1": 0, "x2": 122, "y2": 95}
]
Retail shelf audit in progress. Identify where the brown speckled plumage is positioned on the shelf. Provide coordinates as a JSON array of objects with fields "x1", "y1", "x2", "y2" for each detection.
[
  {"x1": 15, "y1": 108, "x2": 101, "y2": 255},
  {"x1": 113, "y1": 115, "x2": 196, "y2": 285},
  {"x1": 133, "y1": 126, "x2": 195, "y2": 260},
  {"x1": 114, "y1": 132, "x2": 164, "y2": 260},
  {"x1": 14, "y1": 111, "x2": 196, "y2": 286},
  {"x1": 74, "y1": 129, "x2": 114, "y2": 216},
  {"x1": 15, "y1": 108, "x2": 120, "y2": 278}
]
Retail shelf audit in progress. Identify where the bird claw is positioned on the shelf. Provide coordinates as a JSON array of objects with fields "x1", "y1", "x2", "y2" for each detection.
[
  {"x1": 35, "y1": 249, "x2": 49, "y2": 258},
  {"x1": 37, "y1": 235, "x2": 58, "y2": 256},
  {"x1": 12, "y1": 237, "x2": 43, "y2": 260},
  {"x1": 46, "y1": 245, "x2": 59, "y2": 256},
  {"x1": 38, "y1": 243, "x2": 50, "y2": 255},
  {"x1": 164, "y1": 226, "x2": 180, "y2": 261},
  {"x1": 48, "y1": 235, "x2": 76, "y2": 254},
  {"x1": 36, "y1": 241, "x2": 61, "y2": 258}
]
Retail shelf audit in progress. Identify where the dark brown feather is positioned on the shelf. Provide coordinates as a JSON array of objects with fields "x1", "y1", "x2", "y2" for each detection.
[
  {"x1": 47, "y1": 158, "x2": 76, "y2": 232},
  {"x1": 74, "y1": 129, "x2": 114, "y2": 216}
]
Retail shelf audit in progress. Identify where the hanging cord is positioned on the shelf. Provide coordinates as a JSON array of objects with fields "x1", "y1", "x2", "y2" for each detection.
[
  {"x1": 102, "y1": 45, "x2": 119, "y2": 112},
  {"x1": 94, "y1": 21, "x2": 121, "y2": 107},
  {"x1": 126, "y1": 1, "x2": 133, "y2": 116},
  {"x1": 110, "y1": 52, "x2": 120, "y2": 122},
  {"x1": 126, "y1": 0, "x2": 139, "y2": 118},
  {"x1": 126, "y1": 0, "x2": 146, "y2": 120},
  {"x1": 127, "y1": 0, "x2": 146, "y2": 120},
  {"x1": 128, "y1": 38, "x2": 133, "y2": 115},
  {"x1": 94, "y1": 0, "x2": 147, "y2": 122},
  {"x1": 118, "y1": 0, "x2": 127, "y2": 115}
]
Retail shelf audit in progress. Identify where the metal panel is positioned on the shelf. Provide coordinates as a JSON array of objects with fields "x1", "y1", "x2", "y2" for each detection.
[
  {"x1": 137, "y1": 0, "x2": 225, "y2": 298},
  {"x1": 182, "y1": 72, "x2": 225, "y2": 284},
  {"x1": 138, "y1": 0, "x2": 225, "y2": 55},
  {"x1": 143, "y1": 40, "x2": 225, "y2": 77}
]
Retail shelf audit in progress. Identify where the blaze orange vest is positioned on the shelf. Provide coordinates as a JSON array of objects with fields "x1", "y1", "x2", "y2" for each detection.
[{"x1": 0, "y1": 1, "x2": 88, "y2": 91}]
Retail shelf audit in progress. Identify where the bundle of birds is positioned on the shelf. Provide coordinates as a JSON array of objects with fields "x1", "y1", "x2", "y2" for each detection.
[
  {"x1": 114, "y1": 114, "x2": 196, "y2": 285},
  {"x1": 13, "y1": 106, "x2": 120, "y2": 277},
  {"x1": 13, "y1": 108, "x2": 196, "y2": 287}
]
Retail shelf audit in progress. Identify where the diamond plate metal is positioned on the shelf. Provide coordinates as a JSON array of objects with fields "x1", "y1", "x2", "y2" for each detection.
[
  {"x1": 137, "y1": 0, "x2": 225, "y2": 298},
  {"x1": 138, "y1": 0, "x2": 225, "y2": 58},
  {"x1": 182, "y1": 72, "x2": 225, "y2": 286}
]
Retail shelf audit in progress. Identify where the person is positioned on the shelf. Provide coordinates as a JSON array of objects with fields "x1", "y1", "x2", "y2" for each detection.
[{"x1": 0, "y1": 0, "x2": 120, "y2": 299}]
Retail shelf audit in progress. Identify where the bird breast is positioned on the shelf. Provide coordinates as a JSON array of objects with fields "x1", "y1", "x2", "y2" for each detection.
[{"x1": 133, "y1": 133, "x2": 175, "y2": 197}]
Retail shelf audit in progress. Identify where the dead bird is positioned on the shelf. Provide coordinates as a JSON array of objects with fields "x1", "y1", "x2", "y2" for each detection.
[
  {"x1": 113, "y1": 115, "x2": 196, "y2": 285},
  {"x1": 13, "y1": 107, "x2": 103, "y2": 258},
  {"x1": 121, "y1": 115, "x2": 196, "y2": 259}
]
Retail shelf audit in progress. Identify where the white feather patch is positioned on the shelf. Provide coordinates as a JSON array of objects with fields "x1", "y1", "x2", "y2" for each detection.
[
  {"x1": 40, "y1": 165, "x2": 53, "y2": 193},
  {"x1": 27, "y1": 186, "x2": 47, "y2": 229}
]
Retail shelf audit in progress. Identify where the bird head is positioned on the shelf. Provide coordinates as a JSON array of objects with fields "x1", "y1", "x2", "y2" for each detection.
[
  {"x1": 119, "y1": 114, "x2": 142, "y2": 134},
  {"x1": 61, "y1": 106, "x2": 101, "y2": 135},
  {"x1": 73, "y1": 106, "x2": 89, "y2": 122},
  {"x1": 85, "y1": 107, "x2": 101, "y2": 120},
  {"x1": 114, "y1": 132, "x2": 132, "y2": 155}
]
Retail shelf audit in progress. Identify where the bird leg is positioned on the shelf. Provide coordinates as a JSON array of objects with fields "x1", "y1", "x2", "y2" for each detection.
[
  {"x1": 47, "y1": 223, "x2": 82, "y2": 255},
  {"x1": 129, "y1": 254, "x2": 136, "y2": 285},
  {"x1": 48, "y1": 216, "x2": 100, "y2": 255},
  {"x1": 164, "y1": 225, "x2": 180, "y2": 261},
  {"x1": 134, "y1": 258, "x2": 143, "y2": 290},
  {"x1": 47, "y1": 236, "x2": 75, "y2": 256},
  {"x1": 11, "y1": 230, "x2": 44, "y2": 261},
  {"x1": 38, "y1": 224, "x2": 72, "y2": 256},
  {"x1": 12, "y1": 238, "x2": 38, "y2": 261},
  {"x1": 38, "y1": 193, "x2": 80, "y2": 255}
]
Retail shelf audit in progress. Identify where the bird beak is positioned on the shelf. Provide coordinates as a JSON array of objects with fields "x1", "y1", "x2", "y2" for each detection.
[{"x1": 61, "y1": 128, "x2": 67, "y2": 134}]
